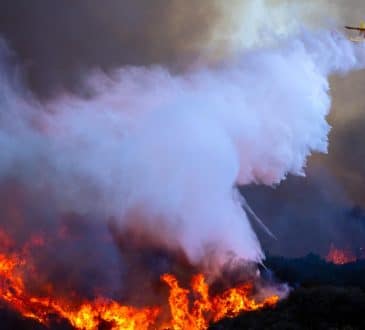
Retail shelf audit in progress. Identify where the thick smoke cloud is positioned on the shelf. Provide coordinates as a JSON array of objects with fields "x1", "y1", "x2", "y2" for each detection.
[
  {"x1": 1, "y1": 0, "x2": 365, "y2": 273},
  {"x1": 0, "y1": 29, "x2": 364, "y2": 270}
]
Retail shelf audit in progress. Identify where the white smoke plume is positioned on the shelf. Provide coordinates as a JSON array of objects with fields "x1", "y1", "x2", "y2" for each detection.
[{"x1": 0, "y1": 30, "x2": 364, "y2": 269}]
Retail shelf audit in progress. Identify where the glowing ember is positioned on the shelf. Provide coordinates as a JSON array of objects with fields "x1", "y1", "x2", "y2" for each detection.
[
  {"x1": 0, "y1": 250, "x2": 279, "y2": 329},
  {"x1": 326, "y1": 244, "x2": 356, "y2": 265}
]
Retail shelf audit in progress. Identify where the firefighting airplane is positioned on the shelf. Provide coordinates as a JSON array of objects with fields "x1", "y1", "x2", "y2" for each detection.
[{"x1": 345, "y1": 21, "x2": 365, "y2": 42}]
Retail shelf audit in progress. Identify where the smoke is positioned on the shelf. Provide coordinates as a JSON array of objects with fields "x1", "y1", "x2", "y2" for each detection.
[
  {"x1": 0, "y1": 0, "x2": 227, "y2": 97},
  {"x1": 0, "y1": 0, "x2": 363, "y2": 98},
  {"x1": 1, "y1": 28, "x2": 364, "y2": 272},
  {"x1": 242, "y1": 165, "x2": 365, "y2": 258}
]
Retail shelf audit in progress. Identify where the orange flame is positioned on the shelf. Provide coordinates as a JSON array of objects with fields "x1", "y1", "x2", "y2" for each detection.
[
  {"x1": 326, "y1": 244, "x2": 356, "y2": 265},
  {"x1": 161, "y1": 273, "x2": 278, "y2": 330},
  {"x1": 0, "y1": 234, "x2": 279, "y2": 330}
]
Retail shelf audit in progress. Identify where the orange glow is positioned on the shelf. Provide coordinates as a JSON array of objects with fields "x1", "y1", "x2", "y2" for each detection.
[
  {"x1": 0, "y1": 252, "x2": 159, "y2": 329},
  {"x1": 326, "y1": 244, "x2": 356, "y2": 265},
  {"x1": 161, "y1": 273, "x2": 278, "y2": 330},
  {"x1": 0, "y1": 241, "x2": 279, "y2": 329}
]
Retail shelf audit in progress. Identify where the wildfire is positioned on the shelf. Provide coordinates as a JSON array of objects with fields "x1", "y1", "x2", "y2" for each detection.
[
  {"x1": 326, "y1": 244, "x2": 356, "y2": 265},
  {"x1": 0, "y1": 250, "x2": 279, "y2": 330}
]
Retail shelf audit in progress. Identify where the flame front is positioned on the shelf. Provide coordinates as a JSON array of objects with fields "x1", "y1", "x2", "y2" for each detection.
[
  {"x1": 326, "y1": 244, "x2": 356, "y2": 265},
  {"x1": 161, "y1": 273, "x2": 278, "y2": 330},
  {"x1": 0, "y1": 251, "x2": 160, "y2": 330},
  {"x1": 0, "y1": 233, "x2": 279, "y2": 330}
]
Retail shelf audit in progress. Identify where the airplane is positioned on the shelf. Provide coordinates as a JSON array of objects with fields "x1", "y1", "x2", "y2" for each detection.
[{"x1": 345, "y1": 21, "x2": 365, "y2": 42}]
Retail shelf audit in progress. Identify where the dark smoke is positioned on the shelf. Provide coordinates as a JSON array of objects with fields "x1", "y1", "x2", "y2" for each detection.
[
  {"x1": 322, "y1": 72, "x2": 365, "y2": 207},
  {"x1": 0, "y1": 0, "x2": 224, "y2": 97},
  {"x1": 0, "y1": 179, "x2": 123, "y2": 300},
  {"x1": 242, "y1": 164, "x2": 365, "y2": 258}
]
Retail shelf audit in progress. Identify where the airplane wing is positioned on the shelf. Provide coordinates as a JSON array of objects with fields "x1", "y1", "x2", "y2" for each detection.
[{"x1": 345, "y1": 26, "x2": 365, "y2": 31}]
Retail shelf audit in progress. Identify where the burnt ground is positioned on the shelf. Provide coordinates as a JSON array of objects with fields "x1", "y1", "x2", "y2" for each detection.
[
  {"x1": 211, "y1": 254, "x2": 365, "y2": 330},
  {"x1": 211, "y1": 286, "x2": 365, "y2": 330},
  {"x1": 2, "y1": 254, "x2": 365, "y2": 330},
  {"x1": 0, "y1": 307, "x2": 70, "y2": 330}
]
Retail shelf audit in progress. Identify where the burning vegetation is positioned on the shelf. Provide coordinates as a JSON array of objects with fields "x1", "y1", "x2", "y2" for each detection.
[
  {"x1": 0, "y1": 229, "x2": 279, "y2": 330},
  {"x1": 0, "y1": 183, "x2": 282, "y2": 330},
  {"x1": 326, "y1": 244, "x2": 357, "y2": 265}
]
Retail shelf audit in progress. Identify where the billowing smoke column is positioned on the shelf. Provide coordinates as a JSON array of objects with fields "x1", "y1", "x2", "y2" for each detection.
[{"x1": 0, "y1": 31, "x2": 364, "y2": 271}]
